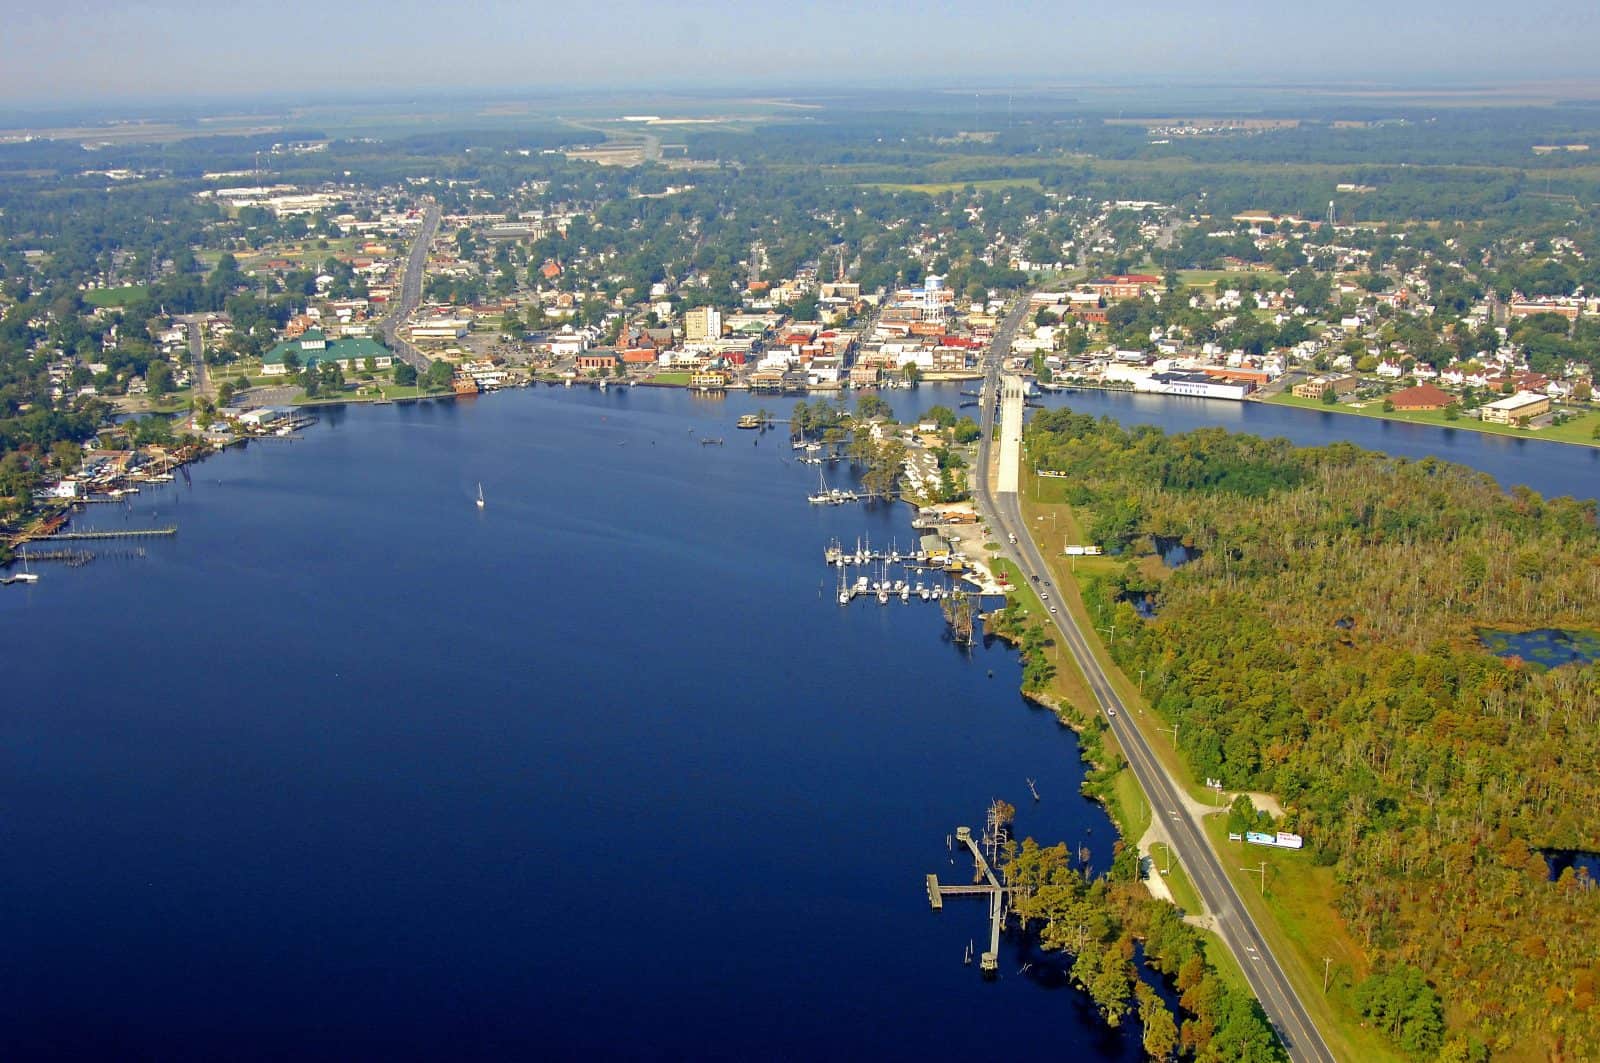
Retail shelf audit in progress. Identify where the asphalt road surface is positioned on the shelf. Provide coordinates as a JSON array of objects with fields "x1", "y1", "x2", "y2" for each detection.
[
  {"x1": 970, "y1": 295, "x2": 1337, "y2": 1063},
  {"x1": 379, "y1": 202, "x2": 442, "y2": 370}
]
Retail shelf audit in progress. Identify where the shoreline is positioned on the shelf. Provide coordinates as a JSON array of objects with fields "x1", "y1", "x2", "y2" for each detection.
[
  {"x1": 1043, "y1": 379, "x2": 1600, "y2": 452},
  {"x1": 1264, "y1": 391, "x2": 1600, "y2": 450}
]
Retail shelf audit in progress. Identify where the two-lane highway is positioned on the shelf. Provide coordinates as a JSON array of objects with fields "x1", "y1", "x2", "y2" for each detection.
[{"x1": 971, "y1": 296, "x2": 1336, "y2": 1063}]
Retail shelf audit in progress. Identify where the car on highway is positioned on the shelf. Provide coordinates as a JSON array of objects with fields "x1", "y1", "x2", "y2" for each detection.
[
  {"x1": 1050, "y1": 606, "x2": 1057, "y2": 614},
  {"x1": 1107, "y1": 708, "x2": 1116, "y2": 717}
]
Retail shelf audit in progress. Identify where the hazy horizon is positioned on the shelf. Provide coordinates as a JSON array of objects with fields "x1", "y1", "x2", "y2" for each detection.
[{"x1": 5, "y1": 0, "x2": 1600, "y2": 109}]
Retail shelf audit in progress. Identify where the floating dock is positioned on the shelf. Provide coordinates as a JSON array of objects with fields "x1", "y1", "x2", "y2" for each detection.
[{"x1": 824, "y1": 538, "x2": 931, "y2": 566}]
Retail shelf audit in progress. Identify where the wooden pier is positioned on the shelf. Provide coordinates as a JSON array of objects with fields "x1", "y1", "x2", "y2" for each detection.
[
  {"x1": 16, "y1": 548, "x2": 95, "y2": 566},
  {"x1": 46, "y1": 527, "x2": 176, "y2": 541},
  {"x1": 926, "y1": 823, "x2": 1011, "y2": 975}
]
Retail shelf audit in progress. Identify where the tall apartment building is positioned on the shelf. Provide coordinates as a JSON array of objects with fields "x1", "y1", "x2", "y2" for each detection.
[{"x1": 685, "y1": 306, "x2": 723, "y2": 343}]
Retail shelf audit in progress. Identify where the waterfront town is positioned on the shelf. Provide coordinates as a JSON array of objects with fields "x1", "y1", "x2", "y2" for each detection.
[
  {"x1": 6, "y1": 161, "x2": 1600, "y2": 551},
  {"x1": 5, "y1": 85, "x2": 1600, "y2": 1063}
]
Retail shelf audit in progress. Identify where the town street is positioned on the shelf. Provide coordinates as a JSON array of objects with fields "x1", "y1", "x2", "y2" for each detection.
[{"x1": 378, "y1": 201, "x2": 441, "y2": 370}]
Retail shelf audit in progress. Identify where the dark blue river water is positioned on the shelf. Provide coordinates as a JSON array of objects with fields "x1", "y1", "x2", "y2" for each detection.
[
  {"x1": 1, "y1": 386, "x2": 1124, "y2": 1061},
  {"x1": 1038, "y1": 388, "x2": 1599, "y2": 503},
  {"x1": 2, "y1": 384, "x2": 1593, "y2": 1060}
]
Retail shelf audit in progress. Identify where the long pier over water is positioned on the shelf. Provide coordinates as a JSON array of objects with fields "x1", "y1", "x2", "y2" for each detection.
[
  {"x1": 926, "y1": 824, "x2": 1010, "y2": 974},
  {"x1": 46, "y1": 527, "x2": 176, "y2": 541}
]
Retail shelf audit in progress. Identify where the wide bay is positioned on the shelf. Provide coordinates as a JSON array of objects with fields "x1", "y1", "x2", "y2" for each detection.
[{"x1": 2, "y1": 383, "x2": 1592, "y2": 1059}]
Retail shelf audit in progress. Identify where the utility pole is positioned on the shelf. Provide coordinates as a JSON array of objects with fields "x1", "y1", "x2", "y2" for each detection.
[
  {"x1": 1240, "y1": 861, "x2": 1267, "y2": 896},
  {"x1": 1158, "y1": 722, "x2": 1179, "y2": 746},
  {"x1": 1323, "y1": 956, "x2": 1333, "y2": 994}
]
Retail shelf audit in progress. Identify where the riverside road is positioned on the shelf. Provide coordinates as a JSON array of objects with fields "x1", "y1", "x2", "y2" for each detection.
[{"x1": 972, "y1": 296, "x2": 1338, "y2": 1063}]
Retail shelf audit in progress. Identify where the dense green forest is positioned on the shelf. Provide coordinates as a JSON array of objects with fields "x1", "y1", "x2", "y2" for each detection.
[
  {"x1": 1003, "y1": 838, "x2": 1286, "y2": 1062},
  {"x1": 678, "y1": 102, "x2": 1600, "y2": 222},
  {"x1": 1026, "y1": 409, "x2": 1600, "y2": 1059}
]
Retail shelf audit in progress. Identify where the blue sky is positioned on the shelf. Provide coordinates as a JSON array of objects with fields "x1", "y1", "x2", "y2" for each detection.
[{"x1": 4, "y1": 0, "x2": 1599, "y2": 106}]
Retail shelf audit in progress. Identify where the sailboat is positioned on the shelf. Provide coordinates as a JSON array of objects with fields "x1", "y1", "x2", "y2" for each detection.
[
  {"x1": 10, "y1": 552, "x2": 39, "y2": 584},
  {"x1": 476, "y1": 483, "x2": 485, "y2": 509},
  {"x1": 808, "y1": 468, "x2": 832, "y2": 505}
]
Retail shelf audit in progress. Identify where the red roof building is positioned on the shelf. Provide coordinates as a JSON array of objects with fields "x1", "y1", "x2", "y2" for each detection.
[
  {"x1": 1087, "y1": 274, "x2": 1161, "y2": 301},
  {"x1": 1204, "y1": 367, "x2": 1272, "y2": 385},
  {"x1": 576, "y1": 352, "x2": 619, "y2": 372},
  {"x1": 1387, "y1": 383, "x2": 1453, "y2": 411}
]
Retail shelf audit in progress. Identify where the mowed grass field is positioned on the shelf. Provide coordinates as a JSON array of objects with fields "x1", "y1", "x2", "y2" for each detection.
[
  {"x1": 84, "y1": 285, "x2": 148, "y2": 307},
  {"x1": 859, "y1": 177, "x2": 1044, "y2": 195},
  {"x1": 1269, "y1": 392, "x2": 1600, "y2": 448}
]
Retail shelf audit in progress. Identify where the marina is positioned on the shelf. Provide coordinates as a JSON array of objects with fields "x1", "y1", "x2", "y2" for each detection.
[
  {"x1": 793, "y1": 439, "x2": 846, "y2": 468},
  {"x1": 822, "y1": 537, "x2": 934, "y2": 566},
  {"x1": 834, "y1": 566, "x2": 954, "y2": 606},
  {"x1": 823, "y1": 527, "x2": 1002, "y2": 611},
  {"x1": 807, "y1": 472, "x2": 860, "y2": 506}
]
